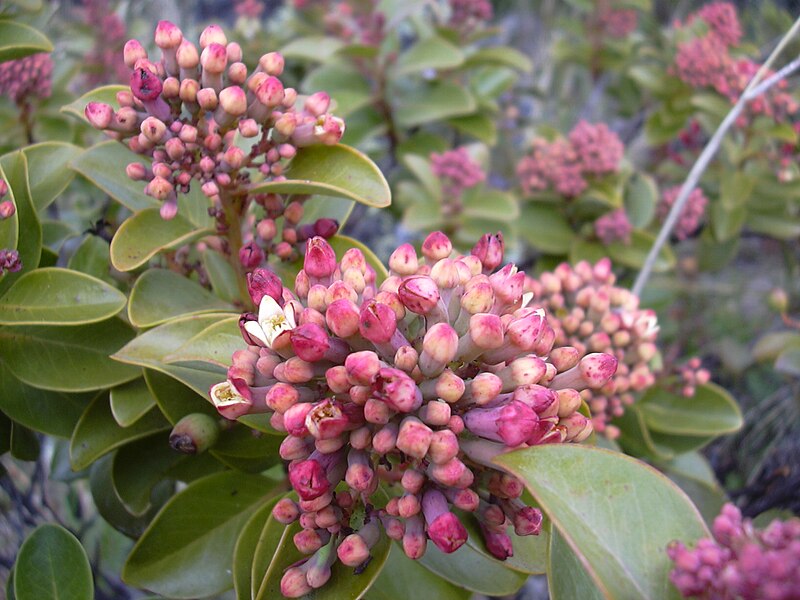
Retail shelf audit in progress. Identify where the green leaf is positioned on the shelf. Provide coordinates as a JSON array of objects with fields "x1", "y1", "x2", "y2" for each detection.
[
  {"x1": 10, "y1": 421, "x2": 39, "y2": 460},
  {"x1": 249, "y1": 144, "x2": 390, "y2": 208},
  {"x1": 710, "y1": 201, "x2": 746, "y2": 242},
  {"x1": 656, "y1": 452, "x2": 727, "y2": 525},
  {"x1": 0, "y1": 319, "x2": 139, "y2": 392},
  {"x1": 123, "y1": 471, "x2": 278, "y2": 599},
  {"x1": 113, "y1": 313, "x2": 231, "y2": 396},
  {"x1": 144, "y1": 370, "x2": 217, "y2": 425},
  {"x1": 0, "y1": 362, "x2": 87, "y2": 438},
  {"x1": 0, "y1": 152, "x2": 41, "y2": 295},
  {"x1": 280, "y1": 36, "x2": 345, "y2": 62},
  {"x1": 13, "y1": 524, "x2": 93, "y2": 600},
  {"x1": 638, "y1": 382, "x2": 743, "y2": 437},
  {"x1": 211, "y1": 425, "x2": 283, "y2": 473},
  {"x1": 395, "y1": 82, "x2": 477, "y2": 128},
  {"x1": 463, "y1": 187, "x2": 520, "y2": 222},
  {"x1": 0, "y1": 21, "x2": 52, "y2": 62},
  {"x1": 66, "y1": 235, "x2": 113, "y2": 282},
  {"x1": 402, "y1": 154, "x2": 442, "y2": 200},
  {"x1": 519, "y1": 203, "x2": 575, "y2": 254},
  {"x1": 393, "y1": 35, "x2": 465, "y2": 75},
  {"x1": 461, "y1": 510, "x2": 548, "y2": 575},
  {"x1": 365, "y1": 543, "x2": 471, "y2": 600},
  {"x1": 41, "y1": 220, "x2": 76, "y2": 252},
  {"x1": 303, "y1": 64, "x2": 372, "y2": 117},
  {"x1": 0, "y1": 142, "x2": 80, "y2": 212},
  {"x1": 60, "y1": 85, "x2": 127, "y2": 123},
  {"x1": 607, "y1": 229, "x2": 675, "y2": 272},
  {"x1": 163, "y1": 316, "x2": 241, "y2": 368},
  {"x1": 110, "y1": 208, "x2": 211, "y2": 272},
  {"x1": 254, "y1": 516, "x2": 391, "y2": 600},
  {"x1": 775, "y1": 346, "x2": 800, "y2": 377},
  {"x1": 0, "y1": 268, "x2": 126, "y2": 325},
  {"x1": 110, "y1": 378, "x2": 157, "y2": 427},
  {"x1": 447, "y1": 113, "x2": 498, "y2": 145},
  {"x1": 128, "y1": 269, "x2": 234, "y2": 328},
  {"x1": 233, "y1": 497, "x2": 283, "y2": 600},
  {"x1": 569, "y1": 238, "x2": 608, "y2": 265},
  {"x1": 624, "y1": 172, "x2": 658, "y2": 228},
  {"x1": 614, "y1": 405, "x2": 675, "y2": 460},
  {"x1": 401, "y1": 195, "x2": 443, "y2": 233},
  {"x1": 70, "y1": 393, "x2": 170, "y2": 471},
  {"x1": 752, "y1": 331, "x2": 800, "y2": 362},
  {"x1": 495, "y1": 445, "x2": 709, "y2": 600},
  {"x1": 746, "y1": 213, "x2": 800, "y2": 240},
  {"x1": 202, "y1": 249, "x2": 240, "y2": 305},
  {"x1": 463, "y1": 46, "x2": 532, "y2": 72},
  {"x1": 548, "y1": 527, "x2": 605, "y2": 600},
  {"x1": 417, "y1": 531, "x2": 527, "y2": 596}
]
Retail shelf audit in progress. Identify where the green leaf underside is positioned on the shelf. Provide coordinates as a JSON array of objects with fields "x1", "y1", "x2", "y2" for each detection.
[
  {"x1": 638, "y1": 383, "x2": 743, "y2": 436},
  {"x1": 109, "y1": 378, "x2": 157, "y2": 427},
  {"x1": 494, "y1": 445, "x2": 709, "y2": 600},
  {"x1": 0, "y1": 21, "x2": 53, "y2": 62},
  {"x1": 0, "y1": 319, "x2": 139, "y2": 392},
  {"x1": 0, "y1": 268, "x2": 126, "y2": 325},
  {"x1": 122, "y1": 471, "x2": 278, "y2": 598},
  {"x1": 548, "y1": 527, "x2": 605, "y2": 600},
  {"x1": 70, "y1": 394, "x2": 170, "y2": 471},
  {"x1": 13, "y1": 524, "x2": 93, "y2": 600},
  {"x1": 110, "y1": 208, "x2": 212, "y2": 272},
  {"x1": 128, "y1": 268, "x2": 233, "y2": 328},
  {"x1": 249, "y1": 144, "x2": 391, "y2": 208}
]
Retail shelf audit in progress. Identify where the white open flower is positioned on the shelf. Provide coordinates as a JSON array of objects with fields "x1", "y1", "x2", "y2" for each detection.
[{"x1": 244, "y1": 295, "x2": 297, "y2": 348}]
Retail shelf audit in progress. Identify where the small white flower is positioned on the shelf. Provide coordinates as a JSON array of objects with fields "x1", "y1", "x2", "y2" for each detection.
[
  {"x1": 243, "y1": 295, "x2": 297, "y2": 348},
  {"x1": 520, "y1": 292, "x2": 535, "y2": 308},
  {"x1": 641, "y1": 314, "x2": 660, "y2": 339},
  {"x1": 210, "y1": 381, "x2": 246, "y2": 410}
]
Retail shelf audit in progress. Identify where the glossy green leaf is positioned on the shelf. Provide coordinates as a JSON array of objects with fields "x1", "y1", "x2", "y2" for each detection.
[
  {"x1": 657, "y1": 452, "x2": 727, "y2": 525},
  {"x1": 463, "y1": 47, "x2": 533, "y2": 72},
  {"x1": 110, "y1": 378, "x2": 157, "y2": 427},
  {"x1": 710, "y1": 201, "x2": 746, "y2": 242},
  {"x1": 395, "y1": 82, "x2": 476, "y2": 128},
  {"x1": 447, "y1": 113, "x2": 497, "y2": 145},
  {"x1": 494, "y1": 444, "x2": 709, "y2": 600},
  {"x1": 614, "y1": 405, "x2": 676, "y2": 460},
  {"x1": 401, "y1": 195, "x2": 443, "y2": 233},
  {"x1": 747, "y1": 214, "x2": 800, "y2": 240},
  {"x1": 110, "y1": 208, "x2": 211, "y2": 272},
  {"x1": 280, "y1": 36, "x2": 345, "y2": 62},
  {"x1": 548, "y1": 527, "x2": 604, "y2": 600},
  {"x1": 254, "y1": 517, "x2": 391, "y2": 600},
  {"x1": 520, "y1": 203, "x2": 574, "y2": 254},
  {"x1": 393, "y1": 35, "x2": 465, "y2": 75},
  {"x1": 249, "y1": 144, "x2": 390, "y2": 208},
  {"x1": 639, "y1": 382, "x2": 742, "y2": 437},
  {"x1": 111, "y1": 434, "x2": 185, "y2": 516},
  {"x1": 10, "y1": 421, "x2": 39, "y2": 460},
  {"x1": 0, "y1": 21, "x2": 52, "y2": 62},
  {"x1": 569, "y1": 238, "x2": 608, "y2": 265},
  {"x1": 365, "y1": 543, "x2": 471, "y2": 600},
  {"x1": 113, "y1": 313, "x2": 230, "y2": 396},
  {"x1": 164, "y1": 316, "x2": 241, "y2": 368},
  {"x1": 329, "y1": 235, "x2": 389, "y2": 284},
  {"x1": 123, "y1": 471, "x2": 277, "y2": 599},
  {"x1": 60, "y1": 85, "x2": 126, "y2": 123},
  {"x1": 21, "y1": 142, "x2": 81, "y2": 211},
  {"x1": 624, "y1": 172, "x2": 658, "y2": 228},
  {"x1": 461, "y1": 510, "x2": 548, "y2": 575},
  {"x1": 463, "y1": 187, "x2": 520, "y2": 222},
  {"x1": 233, "y1": 497, "x2": 282, "y2": 600},
  {"x1": 0, "y1": 362, "x2": 87, "y2": 438},
  {"x1": 41, "y1": 221, "x2": 75, "y2": 251},
  {"x1": 417, "y1": 530, "x2": 527, "y2": 596},
  {"x1": 211, "y1": 425, "x2": 283, "y2": 473},
  {"x1": 13, "y1": 524, "x2": 92, "y2": 600},
  {"x1": 0, "y1": 152, "x2": 41, "y2": 295},
  {"x1": 144, "y1": 369, "x2": 217, "y2": 425},
  {"x1": 608, "y1": 229, "x2": 675, "y2": 272},
  {"x1": 70, "y1": 394, "x2": 170, "y2": 471},
  {"x1": 202, "y1": 249, "x2": 241, "y2": 305},
  {"x1": 752, "y1": 331, "x2": 800, "y2": 362},
  {"x1": 0, "y1": 268, "x2": 126, "y2": 325},
  {"x1": 128, "y1": 268, "x2": 234, "y2": 328},
  {"x1": 0, "y1": 319, "x2": 139, "y2": 392}
]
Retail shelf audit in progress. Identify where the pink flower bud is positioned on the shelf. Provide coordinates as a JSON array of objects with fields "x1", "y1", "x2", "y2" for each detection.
[
  {"x1": 418, "y1": 400, "x2": 451, "y2": 427},
  {"x1": 427, "y1": 429, "x2": 459, "y2": 464},
  {"x1": 464, "y1": 400, "x2": 538, "y2": 446},
  {"x1": 123, "y1": 39, "x2": 147, "y2": 69},
  {"x1": 272, "y1": 497, "x2": 300, "y2": 524},
  {"x1": 419, "y1": 323, "x2": 458, "y2": 377},
  {"x1": 397, "y1": 276, "x2": 440, "y2": 314},
  {"x1": 238, "y1": 242, "x2": 264, "y2": 269},
  {"x1": 389, "y1": 243, "x2": 419, "y2": 276},
  {"x1": 359, "y1": 300, "x2": 397, "y2": 344},
  {"x1": 550, "y1": 352, "x2": 618, "y2": 390},
  {"x1": 290, "y1": 323, "x2": 330, "y2": 362},
  {"x1": 288, "y1": 450, "x2": 343, "y2": 501},
  {"x1": 402, "y1": 515, "x2": 427, "y2": 559},
  {"x1": 479, "y1": 522, "x2": 513, "y2": 560},
  {"x1": 259, "y1": 51, "x2": 285, "y2": 76},
  {"x1": 326, "y1": 298, "x2": 360, "y2": 338},
  {"x1": 304, "y1": 237, "x2": 337, "y2": 279},
  {"x1": 304, "y1": 91, "x2": 331, "y2": 117},
  {"x1": 421, "y1": 231, "x2": 452, "y2": 262},
  {"x1": 338, "y1": 519, "x2": 380, "y2": 567},
  {"x1": 256, "y1": 76, "x2": 285, "y2": 107},
  {"x1": 372, "y1": 422, "x2": 398, "y2": 454},
  {"x1": 84, "y1": 102, "x2": 114, "y2": 129},
  {"x1": 422, "y1": 489, "x2": 468, "y2": 553},
  {"x1": 373, "y1": 368, "x2": 421, "y2": 412},
  {"x1": 0, "y1": 201, "x2": 15, "y2": 220},
  {"x1": 199, "y1": 24, "x2": 227, "y2": 49},
  {"x1": 345, "y1": 351, "x2": 381, "y2": 385},
  {"x1": 396, "y1": 416, "x2": 433, "y2": 459},
  {"x1": 471, "y1": 232, "x2": 504, "y2": 271}
]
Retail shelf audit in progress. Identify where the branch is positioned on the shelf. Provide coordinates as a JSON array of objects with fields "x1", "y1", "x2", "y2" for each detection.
[{"x1": 631, "y1": 17, "x2": 800, "y2": 298}]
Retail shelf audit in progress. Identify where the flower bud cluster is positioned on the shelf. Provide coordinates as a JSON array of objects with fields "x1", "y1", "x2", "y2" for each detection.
[
  {"x1": 84, "y1": 21, "x2": 345, "y2": 220},
  {"x1": 525, "y1": 258, "x2": 659, "y2": 438},
  {"x1": 321, "y1": 2, "x2": 386, "y2": 47},
  {"x1": 80, "y1": 0, "x2": 128, "y2": 87},
  {"x1": 668, "y1": 503, "x2": 800, "y2": 599},
  {"x1": 657, "y1": 185, "x2": 708, "y2": 241},
  {"x1": 517, "y1": 121, "x2": 624, "y2": 198},
  {"x1": 673, "y1": 5, "x2": 798, "y2": 126},
  {"x1": 211, "y1": 232, "x2": 618, "y2": 596},
  {"x1": 0, "y1": 53, "x2": 53, "y2": 104},
  {"x1": 0, "y1": 249, "x2": 22, "y2": 275},
  {"x1": 594, "y1": 208, "x2": 633, "y2": 245},
  {"x1": 235, "y1": 0, "x2": 265, "y2": 18},
  {"x1": 448, "y1": 0, "x2": 493, "y2": 34},
  {"x1": 590, "y1": 1, "x2": 637, "y2": 38},
  {"x1": 430, "y1": 147, "x2": 486, "y2": 200},
  {"x1": 670, "y1": 357, "x2": 711, "y2": 398}
]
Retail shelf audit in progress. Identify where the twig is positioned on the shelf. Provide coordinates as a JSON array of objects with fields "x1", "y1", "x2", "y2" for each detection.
[{"x1": 631, "y1": 17, "x2": 800, "y2": 298}]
